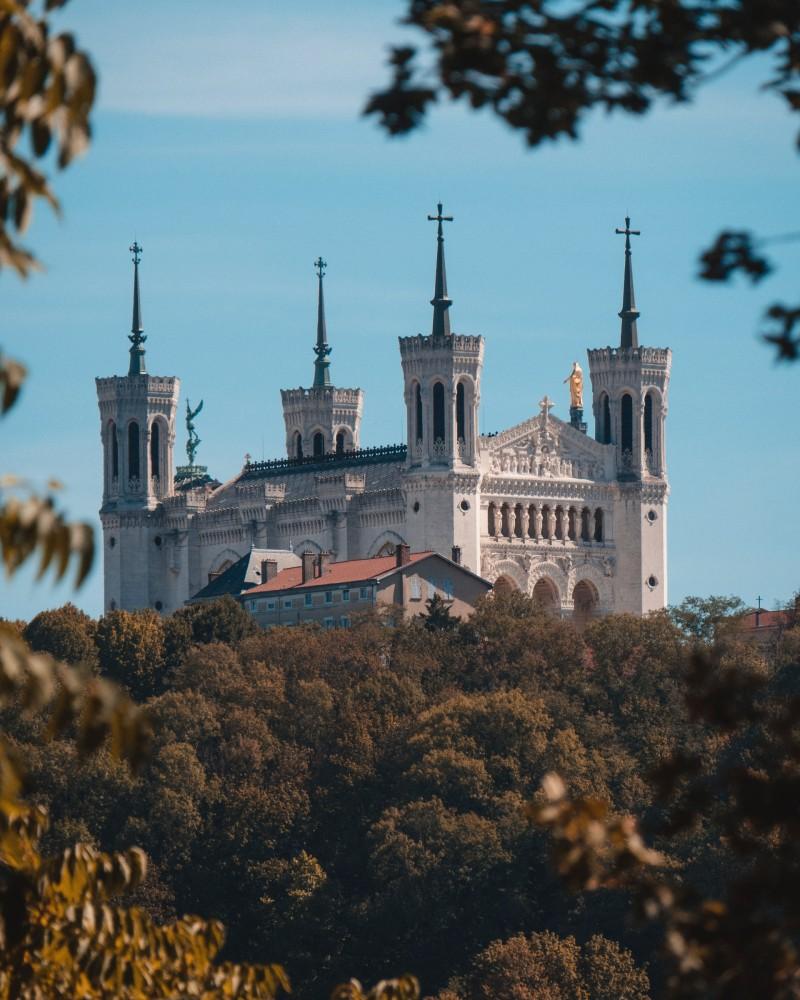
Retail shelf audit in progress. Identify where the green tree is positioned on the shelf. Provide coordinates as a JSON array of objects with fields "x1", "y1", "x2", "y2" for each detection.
[
  {"x1": 440, "y1": 930, "x2": 650, "y2": 1000},
  {"x1": 23, "y1": 601, "x2": 97, "y2": 666},
  {"x1": 421, "y1": 593, "x2": 458, "y2": 632},
  {"x1": 365, "y1": 0, "x2": 800, "y2": 361},
  {"x1": 95, "y1": 609, "x2": 166, "y2": 701},
  {"x1": 669, "y1": 595, "x2": 746, "y2": 646}
]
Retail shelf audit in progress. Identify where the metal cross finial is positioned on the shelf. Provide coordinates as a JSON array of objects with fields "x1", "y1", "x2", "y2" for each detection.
[
  {"x1": 615, "y1": 216, "x2": 640, "y2": 252},
  {"x1": 427, "y1": 201, "x2": 454, "y2": 238},
  {"x1": 129, "y1": 241, "x2": 142, "y2": 264},
  {"x1": 539, "y1": 395, "x2": 555, "y2": 417},
  {"x1": 314, "y1": 256, "x2": 326, "y2": 278}
]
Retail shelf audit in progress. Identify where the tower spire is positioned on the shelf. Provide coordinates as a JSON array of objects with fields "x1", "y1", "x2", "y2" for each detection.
[
  {"x1": 312, "y1": 256, "x2": 331, "y2": 387},
  {"x1": 427, "y1": 202, "x2": 454, "y2": 338},
  {"x1": 615, "y1": 216, "x2": 641, "y2": 349},
  {"x1": 128, "y1": 241, "x2": 147, "y2": 376}
]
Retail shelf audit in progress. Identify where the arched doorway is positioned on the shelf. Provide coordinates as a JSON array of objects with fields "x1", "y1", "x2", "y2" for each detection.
[
  {"x1": 572, "y1": 579, "x2": 599, "y2": 628},
  {"x1": 532, "y1": 577, "x2": 559, "y2": 614},
  {"x1": 493, "y1": 574, "x2": 519, "y2": 596}
]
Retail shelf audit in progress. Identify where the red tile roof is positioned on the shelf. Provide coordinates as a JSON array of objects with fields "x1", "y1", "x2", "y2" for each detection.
[
  {"x1": 245, "y1": 551, "x2": 434, "y2": 595},
  {"x1": 740, "y1": 610, "x2": 791, "y2": 631}
]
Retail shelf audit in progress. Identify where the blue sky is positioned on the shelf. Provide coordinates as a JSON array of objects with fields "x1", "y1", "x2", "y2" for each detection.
[{"x1": 1, "y1": 1, "x2": 798, "y2": 620}]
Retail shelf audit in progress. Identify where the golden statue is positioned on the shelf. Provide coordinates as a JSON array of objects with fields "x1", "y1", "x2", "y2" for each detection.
[{"x1": 563, "y1": 361, "x2": 584, "y2": 409}]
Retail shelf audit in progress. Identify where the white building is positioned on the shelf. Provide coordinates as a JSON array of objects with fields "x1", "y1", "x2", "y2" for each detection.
[{"x1": 97, "y1": 212, "x2": 671, "y2": 621}]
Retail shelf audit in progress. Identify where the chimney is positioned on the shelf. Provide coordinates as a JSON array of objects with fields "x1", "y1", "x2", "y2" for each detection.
[
  {"x1": 317, "y1": 551, "x2": 332, "y2": 576},
  {"x1": 396, "y1": 543, "x2": 411, "y2": 567},
  {"x1": 301, "y1": 550, "x2": 315, "y2": 584},
  {"x1": 451, "y1": 545, "x2": 462, "y2": 565},
  {"x1": 261, "y1": 559, "x2": 278, "y2": 582}
]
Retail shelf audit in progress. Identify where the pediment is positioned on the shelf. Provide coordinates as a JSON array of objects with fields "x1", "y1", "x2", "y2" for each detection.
[{"x1": 482, "y1": 412, "x2": 614, "y2": 481}]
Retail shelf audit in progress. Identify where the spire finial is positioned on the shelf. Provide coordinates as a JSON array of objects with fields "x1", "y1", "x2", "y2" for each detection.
[
  {"x1": 427, "y1": 202, "x2": 454, "y2": 338},
  {"x1": 615, "y1": 216, "x2": 641, "y2": 350},
  {"x1": 127, "y1": 241, "x2": 147, "y2": 376},
  {"x1": 313, "y1": 256, "x2": 331, "y2": 387}
]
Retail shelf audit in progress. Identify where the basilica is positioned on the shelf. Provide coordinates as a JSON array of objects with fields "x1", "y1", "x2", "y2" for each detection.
[{"x1": 96, "y1": 208, "x2": 671, "y2": 621}]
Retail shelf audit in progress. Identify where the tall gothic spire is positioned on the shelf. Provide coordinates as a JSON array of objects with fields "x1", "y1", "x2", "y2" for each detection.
[
  {"x1": 312, "y1": 256, "x2": 331, "y2": 387},
  {"x1": 128, "y1": 241, "x2": 147, "y2": 376},
  {"x1": 427, "y1": 202, "x2": 453, "y2": 338},
  {"x1": 615, "y1": 216, "x2": 641, "y2": 349}
]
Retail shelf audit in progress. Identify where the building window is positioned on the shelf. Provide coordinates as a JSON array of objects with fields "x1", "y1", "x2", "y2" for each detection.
[
  {"x1": 313, "y1": 431, "x2": 324, "y2": 457},
  {"x1": 325, "y1": 591, "x2": 334, "y2": 604},
  {"x1": 247, "y1": 601, "x2": 256, "y2": 612},
  {"x1": 305, "y1": 593, "x2": 313, "y2": 607},
  {"x1": 599, "y1": 393, "x2": 611, "y2": 444},
  {"x1": 456, "y1": 381, "x2": 465, "y2": 441},
  {"x1": 128, "y1": 421, "x2": 140, "y2": 481},
  {"x1": 443, "y1": 578, "x2": 454, "y2": 599},
  {"x1": 267, "y1": 599, "x2": 276, "y2": 611},
  {"x1": 324, "y1": 617, "x2": 334, "y2": 629},
  {"x1": 433, "y1": 381, "x2": 445, "y2": 443},
  {"x1": 340, "y1": 616, "x2": 351, "y2": 628},
  {"x1": 150, "y1": 421, "x2": 160, "y2": 481},
  {"x1": 342, "y1": 588, "x2": 350, "y2": 602},
  {"x1": 644, "y1": 391, "x2": 654, "y2": 456},
  {"x1": 294, "y1": 431, "x2": 303, "y2": 460},
  {"x1": 415, "y1": 383, "x2": 423, "y2": 442},
  {"x1": 109, "y1": 421, "x2": 118, "y2": 479},
  {"x1": 621, "y1": 393, "x2": 634, "y2": 455},
  {"x1": 336, "y1": 430, "x2": 346, "y2": 455},
  {"x1": 359, "y1": 586, "x2": 370, "y2": 601},
  {"x1": 410, "y1": 577, "x2": 421, "y2": 601},
  {"x1": 283, "y1": 598, "x2": 293, "y2": 609}
]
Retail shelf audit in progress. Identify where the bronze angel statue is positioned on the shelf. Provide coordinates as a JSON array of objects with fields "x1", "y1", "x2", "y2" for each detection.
[{"x1": 186, "y1": 398, "x2": 203, "y2": 465}]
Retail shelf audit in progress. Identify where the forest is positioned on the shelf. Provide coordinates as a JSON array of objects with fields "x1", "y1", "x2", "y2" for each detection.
[{"x1": 5, "y1": 590, "x2": 798, "y2": 998}]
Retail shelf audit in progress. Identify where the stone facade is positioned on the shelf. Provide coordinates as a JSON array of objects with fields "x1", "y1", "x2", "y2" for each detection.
[{"x1": 98, "y1": 218, "x2": 671, "y2": 621}]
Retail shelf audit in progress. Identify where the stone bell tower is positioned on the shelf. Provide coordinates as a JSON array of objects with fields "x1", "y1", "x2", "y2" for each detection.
[
  {"x1": 587, "y1": 218, "x2": 671, "y2": 613},
  {"x1": 400, "y1": 203, "x2": 484, "y2": 573},
  {"x1": 96, "y1": 243, "x2": 180, "y2": 612},
  {"x1": 280, "y1": 257, "x2": 364, "y2": 460}
]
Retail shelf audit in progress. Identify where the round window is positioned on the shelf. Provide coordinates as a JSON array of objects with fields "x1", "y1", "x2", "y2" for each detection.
[
  {"x1": 459, "y1": 499, "x2": 470, "y2": 512},
  {"x1": 154, "y1": 535, "x2": 162, "y2": 547},
  {"x1": 109, "y1": 536, "x2": 116, "y2": 548},
  {"x1": 154, "y1": 600, "x2": 163, "y2": 611},
  {"x1": 646, "y1": 575, "x2": 658, "y2": 589},
  {"x1": 646, "y1": 510, "x2": 658, "y2": 523},
  {"x1": 413, "y1": 501, "x2": 420, "y2": 513}
]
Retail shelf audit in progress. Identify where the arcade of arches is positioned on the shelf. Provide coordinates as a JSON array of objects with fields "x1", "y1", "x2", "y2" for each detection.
[{"x1": 492, "y1": 571, "x2": 600, "y2": 624}]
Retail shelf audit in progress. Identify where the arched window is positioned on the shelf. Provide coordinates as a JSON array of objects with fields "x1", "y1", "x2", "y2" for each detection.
[
  {"x1": 494, "y1": 575, "x2": 519, "y2": 595},
  {"x1": 568, "y1": 506, "x2": 577, "y2": 541},
  {"x1": 488, "y1": 501, "x2": 497, "y2": 536},
  {"x1": 555, "y1": 505, "x2": 564, "y2": 540},
  {"x1": 128, "y1": 421, "x2": 140, "y2": 481},
  {"x1": 500, "y1": 502, "x2": 511, "y2": 538},
  {"x1": 621, "y1": 393, "x2": 633, "y2": 455},
  {"x1": 336, "y1": 430, "x2": 346, "y2": 456},
  {"x1": 432, "y1": 382, "x2": 445, "y2": 443},
  {"x1": 109, "y1": 421, "x2": 118, "y2": 480},
  {"x1": 294, "y1": 431, "x2": 303, "y2": 460},
  {"x1": 594, "y1": 508, "x2": 604, "y2": 542},
  {"x1": 528, "y1": 504, "x2": 537, "y2": 538},
  {"x1": 456, "y1": 382, "x2": 466, "y2": 441},
  {"x1": 599, "y1": 393, "x2": 611, "y2": 444},
  {"x1": 644, "y1": 392, "x2": 654, "y2": 457},
  {"x1": 514, "y1": 503, "x2": 523, "y2": 537},
  {"x1": 150, "y1": 422, "x2": 160, "y2": 482},
  {"x1": 581, "y1": 506, "x2": 591, "y2": 542},
  {"x1": 313, "y1": 432, "x2": 325, "y2": 458},
  {"x1": 415, "y1": 383, "x2": 423, "y2": 442}
]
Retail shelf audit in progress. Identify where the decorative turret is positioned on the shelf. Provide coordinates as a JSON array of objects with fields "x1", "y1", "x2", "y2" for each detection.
[
  {"x1": 128, "y1": 242, "x2": 147, "y2": 376},
  {"x1": 615, "y1": 216, "x2": 640, "y2": 350},
  {"x1": 585, "y1": 216, "x2": 672, "y2": 614},
  {"x1": 399, "y1": 202, "x2": 484, "y2": 573},
  {"x1": 281, "y1": 257, "x2": 363, "y2": 459}
]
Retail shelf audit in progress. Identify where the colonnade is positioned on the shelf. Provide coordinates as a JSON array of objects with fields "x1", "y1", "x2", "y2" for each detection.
[{"x1": 486, "y1": 502, "x2": 605, "y2": 543}]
